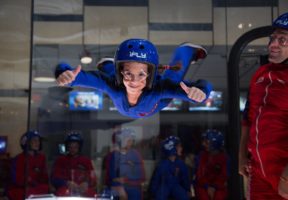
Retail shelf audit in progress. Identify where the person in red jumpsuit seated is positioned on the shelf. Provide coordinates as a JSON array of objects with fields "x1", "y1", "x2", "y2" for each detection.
[
  {"x1": 51, "y1": 132, "x2": 97, "y2": 197},
  {"x1": 193, "y1": 129, "x2": 229, "y2": 200},
  {"x1": 7, "y1": 130, "x2": 49, "y2": 200},
  {"x1": 238, "y1": 12, "x2": 288, "y2": 200}
]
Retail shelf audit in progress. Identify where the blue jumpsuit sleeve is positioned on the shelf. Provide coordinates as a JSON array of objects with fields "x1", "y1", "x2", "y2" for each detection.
[
  {"x1": 179, "y1": 160, "x2": 191, "y2": 191},
  {"x1": 55, "y1": 62, "x2": 115, "y2": 93},
  {"x1": 149, "y1": 163, "x2": 162, "y2": 196}
]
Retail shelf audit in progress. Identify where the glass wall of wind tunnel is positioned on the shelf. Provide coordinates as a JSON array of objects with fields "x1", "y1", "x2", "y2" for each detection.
[{"x1": 29, "y1": 0, "x2": 282, "y2": 199}]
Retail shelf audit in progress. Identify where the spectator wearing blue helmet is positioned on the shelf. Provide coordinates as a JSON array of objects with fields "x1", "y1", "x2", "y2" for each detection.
[
  {"x1": 193, "y1": 129, "x2": 229, "y2": 200},
  {"x1": 238, "y1": 12, "x2": 288, "y2": 199},
  {"x1": 201, "y1": 129, "x2": 225, "y2": 152},
  {"x1": 149, "y1": 136, "x2": 191, "y2": 200},
  {"x1": 105, "y1": 128, "x2": 145, "y2": 200},
  {"x1": 55, "y1": 38, "x2": 212, "y2": 118},
  {"x1": 7, "y1": 130, "x2": 49, "y2": 200}
]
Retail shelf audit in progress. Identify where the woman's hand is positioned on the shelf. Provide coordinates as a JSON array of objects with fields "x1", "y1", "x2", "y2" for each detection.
[
  {"x1": 180, "y1": 81, "x2": 206, "y2": 102},
  {"x1": 56, "y1": 65, "x2": 81, "y2": 86}
]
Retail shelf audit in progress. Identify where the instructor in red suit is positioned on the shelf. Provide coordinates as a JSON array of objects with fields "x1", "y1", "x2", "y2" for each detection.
[
  {"x1": 194, "y1": 129, "x2": 229, "y2": 200},
  {"x1": 7, "y1": 130, "x2": 49, "y2": 200},
  {"x1": 51, "y1": 132, "x2": 97, "y2": 197},
  {"x1": 239, "y1": 12, "x2": 288, "y2": 199}
]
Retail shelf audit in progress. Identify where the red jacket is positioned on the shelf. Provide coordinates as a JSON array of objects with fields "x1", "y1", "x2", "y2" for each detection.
[
  {"x1": 195, "y1": 150, "x2": 229, "y2": 189},
  {"x1": 7, "y1": 152, "x2": 49, "y2": 200},
  {"x1": 243, "y1": 63, "x2": 288, "y2": 181},
  {"x1": 11, "y1": 152, "x2": 48, "y2": 188},
  {"x1": 51, "y1": 154, "x2": 97, "y2": 189}
]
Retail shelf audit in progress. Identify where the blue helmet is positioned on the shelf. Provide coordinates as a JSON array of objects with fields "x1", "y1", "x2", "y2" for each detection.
[
  {"x1": 113, "y1": 128, "x2": 136, "y2": 147},
  {"x1": 114, "y1": 38, "x2": 159, "y2": 89},
  {"x1": 65, "y1": 131, "x2": 83, "y2": 152},
  {"x1": 273, "y1": 12, "x2": 288, "y2": 30},
  {"x1": 20, "y1": 130, "x2": 42, "y2": 151},
  {"x1": 202, "y1": 129, "x2": 224, "y2": 151},
  {"x1": 162, "y1": 136, "x2": 181, "y2": 157}
]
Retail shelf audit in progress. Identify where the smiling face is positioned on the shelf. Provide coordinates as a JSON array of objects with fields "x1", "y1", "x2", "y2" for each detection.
[
  {"x1": 268, "y1": 29, "x2": 288, "y2": 63},
  {"x1": 121, "y1": 62, "x2": 149, "y2": 95}
]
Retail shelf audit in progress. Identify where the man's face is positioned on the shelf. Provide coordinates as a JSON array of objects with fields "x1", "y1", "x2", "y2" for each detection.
[{"x1": 268, "y1": 29, "x2": 288, "y2": 63}]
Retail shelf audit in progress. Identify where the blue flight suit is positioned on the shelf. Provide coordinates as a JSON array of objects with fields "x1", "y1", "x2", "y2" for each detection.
[
  {"x1": 55, "y1": 44, "x2": 212, "y2": 118},
  {"x1": 150, "y1": 158, "x2": 190, "y2": 200}
]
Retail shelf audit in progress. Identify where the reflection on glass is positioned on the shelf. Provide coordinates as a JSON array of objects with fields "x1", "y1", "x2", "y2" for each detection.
[{"x1": 189, "y1": 91, "x2": 223, "y2": 111}]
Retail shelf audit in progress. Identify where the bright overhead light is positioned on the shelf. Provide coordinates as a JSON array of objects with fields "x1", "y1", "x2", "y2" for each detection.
[
  {"x1": 80, "y1": 49, "x2": 92, "y2": 64},
  {"x1": 33, "y1": 67, "x2": 56, "y2": 83},
  {"x1": 238, "y1": 23, "x2": 243, "y2": 29},
  {"x1": 34, "y1": 76, "x2": 56, "y2": 82}
]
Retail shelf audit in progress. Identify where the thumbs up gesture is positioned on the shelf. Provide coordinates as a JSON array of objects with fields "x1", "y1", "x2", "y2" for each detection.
[
  {"x1": 180, "y1": 81, "x2": 206, "y2": 102},
  {"x1": 56, "y1": 65, "x2": 82, "y2": 86}
]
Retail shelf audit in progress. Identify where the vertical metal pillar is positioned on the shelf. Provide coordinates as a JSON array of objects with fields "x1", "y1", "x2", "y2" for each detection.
[{"x1": 227, "y1": 26, "x2": 273, "y2": 200}]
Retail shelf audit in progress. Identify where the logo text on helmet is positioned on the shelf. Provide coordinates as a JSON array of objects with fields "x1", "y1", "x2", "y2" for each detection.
[
  {"x1": 164, "y1": 141, "x2": 174, "y2": 150},
  {"x1": 129, "y1": 51, "x2": 147, "y2": 59},
  {"x1": 275, "y1": 19, "x2": 288, "y2": 26}
]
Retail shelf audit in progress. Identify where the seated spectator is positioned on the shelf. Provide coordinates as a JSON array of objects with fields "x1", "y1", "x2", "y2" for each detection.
[
  {"x1": 193, "y1": 129, "x2": 229, "y2": 200},
  {"x1": 7, "y1": 130, "x2": 49, "y2": 200},
  {"x1": 150, "y1": 136, "x2": 191, "y2": 200},
  {"x1": 105, "y1": 128, "x2": 145, "y2": 200},
  {"x1": 51, "y1": 132, "x2": 97, "y2": 197}
]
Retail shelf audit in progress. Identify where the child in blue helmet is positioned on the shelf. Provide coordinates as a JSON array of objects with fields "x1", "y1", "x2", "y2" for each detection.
[
  {"x1": 55, "y1": 38, "x2": 212, "y2": 118},
  {"x1": 193, "y1": 129, "x2": 229, "y2": 200},
  {"x1": 149, "y1": 136, "x2": 191, "y2": 200},
  {"x1": 7, "y1": 131, "x2": 49, "y2": 200}
]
